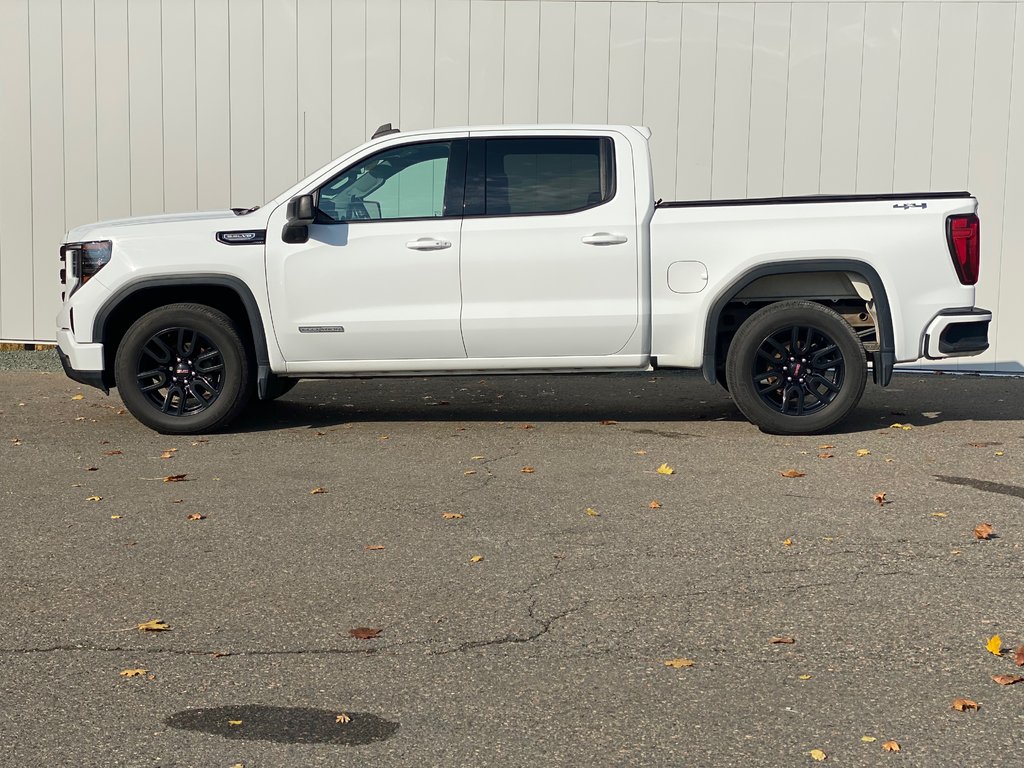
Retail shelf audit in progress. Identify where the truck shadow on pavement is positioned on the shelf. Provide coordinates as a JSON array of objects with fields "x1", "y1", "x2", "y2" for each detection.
[
  {"x1": 165, "y1": 705, "x2": 399, "y2": 745},
  {"x1": 229, "y1": 370, "x2": 1024, "y2": 436}
]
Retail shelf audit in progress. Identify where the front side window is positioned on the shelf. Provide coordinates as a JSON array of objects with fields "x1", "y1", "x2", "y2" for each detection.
[
  {"x1": 317, "y1": 141, "x2": 452, "y2": 222},
  {"x1": 482, "y1": 137, "x2": 613, "y2": 216}
]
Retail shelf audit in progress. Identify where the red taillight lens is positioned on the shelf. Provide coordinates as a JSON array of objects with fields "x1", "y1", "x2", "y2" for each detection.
[{"x1": 946, "y1": 214, "x2": 980, "y2": 285}]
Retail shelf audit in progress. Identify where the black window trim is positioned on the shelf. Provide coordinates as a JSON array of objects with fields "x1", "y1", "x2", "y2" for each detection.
[
  {"x1": 311, "y1": 138, "x2": 468, "y2": 225},
  {"x1": 463, "y1": 135, "x2": 618, "y2": 220}
]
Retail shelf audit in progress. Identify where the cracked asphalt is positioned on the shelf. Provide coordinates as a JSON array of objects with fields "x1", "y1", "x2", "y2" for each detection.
[{"x1": 2, "y1": 363, "x2": 1023, "y2": 767}]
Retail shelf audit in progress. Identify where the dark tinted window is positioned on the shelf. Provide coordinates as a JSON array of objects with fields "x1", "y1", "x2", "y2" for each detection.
[{"x1": 483, "y1": 138, "x2": 613, "y2": 216}]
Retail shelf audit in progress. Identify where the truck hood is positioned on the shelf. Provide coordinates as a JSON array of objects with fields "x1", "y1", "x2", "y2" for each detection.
[{"x1": 63, "y1": 209, "x2": 269, "y2": 243}]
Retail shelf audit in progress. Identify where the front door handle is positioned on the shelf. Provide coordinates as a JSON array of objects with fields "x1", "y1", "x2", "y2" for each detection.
[
  {"x1": 406, "y1": 237, "x2": 452, "y2": 251},
  {"x1": 582, "y1": 232, "x2": 628, "y2": 246}
]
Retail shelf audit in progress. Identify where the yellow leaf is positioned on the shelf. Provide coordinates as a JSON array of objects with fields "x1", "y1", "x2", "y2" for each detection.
[
  {"x1": 995, "y1": 451, "x2": 1005, "y2": 456},
  {"x1": 780, "y1": 469, "x2": 806, "y2": 478},
  {"x1": 881, "y1": 741, "x2": 900, "y2": 752},
  {"x1": 119, "y1": 668, "x2": 148, "y2": 677},
  {"x1": 930, "y1": 512, "x2": 948, "y2": 518},
  {"x1": 137, "y1": 619, "x2": 170, "y2": 632},
  {"x1": 520, "y1": 466, "x2": 536, "y2": 474},
  {"x1": 86, "y1": 495, "x2": 102, "y2": 502},
  {"x1": 469, "y1": 555, "x2": 483, "y2": 563},
  {"x1": 798, "y1": 674, "x2": 812, "y2": 680},
  {"x1": 648, "y1": 501, "x2": 662, "y2": 509},
  {"x1": 987, "y1": 634, "x2": 1003, "y2": 656},
  {"x1": 471, "y1": 456, "x2": 485, "y2": 460},
  {"x1": 861, "y1": 736, "x2": 877, "y2": 743},
  {"x1": 71, "y1": 394, "x2": 84, "y2": 401},
  {"x1": 310, "y1": 487, "x2": 328, "y2": 494},
  {"x1": 809, "y1": 749, "x2": 827, "y2": 761},
  {"x1": 889, "y1": 423, "x2": 912, "y2": 430},
  {"x1": 463, "y1": 470, "x2": 477, "y2": 476},
  {"x1": 656, "y1": 463, "x2": 675, "y2": 475},
  {"x1": 186, "y1": 513, "x2": 205, "y2": 521},
  {"x1": 663, "y1": 658, "x2": 695, "y2": 668},
  {"x1": 783, "y1": 539, "x2": 793, "y2": 546},
  {"x1": 442, "y1": 512, "x2": 464, "y2": 520},
  {"x1": 952, "y1": 698, "x2": 979, "y2": 712},
  {"x1": 585, "y1": 507, "x2": 600, "y2": 517},
  {"x1": 228, "y1": 719, "x2": 243, "y2": 726},
  {"x1": 110, "y1": 515, "x2": 122, "y2": 520},
  {"x1": 856, "y1": 449, "x2": 871, "y2": 457},
  {"x1": 335, "y1": 713, "x2": 351, "y2": 724},
  {"x1": 159, "y1": 450, "x2": 175, "y2": 459}
]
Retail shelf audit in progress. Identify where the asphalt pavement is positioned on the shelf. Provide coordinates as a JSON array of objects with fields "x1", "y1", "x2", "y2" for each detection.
[{"x1": 1, "y1": 359, "x2": 1023, "y2": 767}]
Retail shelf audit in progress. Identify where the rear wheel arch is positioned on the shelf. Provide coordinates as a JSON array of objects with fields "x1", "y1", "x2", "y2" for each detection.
[
  {"x1": 702, "y1": 259, "x2": 895, "y2": 387},
  {"x1": 93, "y1": 276, "x2": 271, "y2": 393}
]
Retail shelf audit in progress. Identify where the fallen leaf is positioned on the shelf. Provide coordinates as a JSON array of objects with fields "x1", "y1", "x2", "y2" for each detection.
[
  {"x1": 365, "y1": 544, "x2": 385, "y2": 551},
  {"x1": 441, "y1": 512, "x2": 464, "y2": 520},
  {"x1": 599, "y1": 419, "x2": 618, "y2": 426},
  {"x1": 191, "y1": 439, "x2": 208, "y2": 446},
  {"x1": 798, "y1": 674, "x2": 812, "y2": 680},
  {"x1": 310, "y1": 487, "x2": 328, "y2": 494},
  {"x1": 119, "y1": 668, "x2": 148, "y2": 677},
  {"x1": 159, "y1": 450, "x2": 176, "y2": 459},
  {"x1": 211, "y1": 651, "x2": 231, "y2": 658},
  {"x1": 931, "y1": 512, "x2": 948, "y2": 518},
  {"x1": 873, "y1": 492, "x2": 888, "y2": 506},
  {"x1": 1015, "y1": 645, "x2": 1024, "y2": 667},
  {"x1": 987, "y1": 634, "x2": 1003, "y2": 656},
  {"x1": 471, "y1": 456, "x2": 485, "y2": 461},
  {"x1": 228, "y1": 720, "x2": 243, "y2": 726},
  {"x1": 103, "y1": 450, "x2": 122, "y2": 456},
  {"x1": 861, "y1": 736, "x2": 877, "y2": 743},
  {"x1": 519, "y1": 424, "x2": 534, "y2": 430},
  {"x1": 817, "y1": 453, "x2": 833, "y2": 459},
  {"x1": 137, "y1": 619, "x2": 170, "y2": 632},
  {"x1": 186, "y1": 513, "x2": 205, "y2": 521},
  {"x1": 585, "y1": 507, "x2": 600, "y2": 517},
  {"x1": 85, "y1": 466, "x2": 99, "y2": 471},
  {"x1": 882, "y1": 741, "x2": 901, "y2": 752},
  {"x1": 663, "y1": 658, "x2": 695, "y2": 668},
  {"x1": 172, "y1": 499, "x2": 184, "y2": 504},
  {"x1": 520, "y1": 466, "x2": 536, "y2": 474},
  {"x1": 952, "y1": 698, "x2": 979, "y2": 712},
  {"x1": 348, "y1": 627, "x2": 381, "y2": 640},
  {"x1": 110, "y1": 515, "x2": 122, "y2": 520},
  {"x1": 463, "y1": 470, "x2": 477, "y2": 476},
  {"x1": 770, "y1": 635, "x2": 796, "y2": 644},
  {"x1": 86, "y1": 495, "x2": 102, "y2": 502},
  {"x1": 335, "y1": 713, "x2": 352, "y2": 724},
  {"x1": 995, "y1": 451, "x2": 1005, "y2": 457},
  {"x1": 992, "y1": 674, "x2": 1023, "y2": 686},
  {"x1": 817, "y1": 444, "x2": 834, "y2": 450},
  {"x1": 782, "y1": 538, "x2": 793, "y2": 546},
  {"x1": 163, "y1": 474, "x2": 188, "y2": 483},
  {"x1": 856, "y1": 449, "x2": 871, "y2": 457},
  {"x1": 648, "y1": 501, "x2": 662, "y2": 509},
  {"x1": 889, "y1": 423, "x2": 913, "y2": 430},
  {"x1": 780, "y1": 469, "x2": 806, "y2": 478},
  {"x1": 634, "y1": 450, "x2": 648, "y2": 456},
  {"x1": 469, "y1": 555, "x2": 484, "y2": 563},
  {"x1": 656, "y1": 463, "x2": 675, "y2": 475},
  {"x1": 71, "y1": 394, "x2": 84, "y2": 401},
  {"x1": 74, "y1": 416, "x2": 86, "y2": 421},
  {"x1": 974, "y1": 522, "x2": 994, "y2": 540},
  {"x1": 809, "y1": 749, "x2": 827, "y2": 761}
]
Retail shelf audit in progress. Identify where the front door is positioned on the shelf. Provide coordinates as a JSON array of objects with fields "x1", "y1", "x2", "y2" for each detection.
[{"x1": 265, "y1": 138, "x2": 467, "y2": 363}]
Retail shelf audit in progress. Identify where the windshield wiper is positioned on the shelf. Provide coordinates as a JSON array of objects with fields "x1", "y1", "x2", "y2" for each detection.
[{"x1": 231, "y1": 206, "x2": 260, "y2": 216}]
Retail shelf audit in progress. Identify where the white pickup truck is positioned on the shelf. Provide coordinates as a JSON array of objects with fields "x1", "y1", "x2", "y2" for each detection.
[{"x1": 56, "y1": 124, "x2": 989, "y2": 435}]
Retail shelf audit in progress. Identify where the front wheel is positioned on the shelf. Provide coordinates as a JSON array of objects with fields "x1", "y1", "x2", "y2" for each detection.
[
  {"x1": 725, "y1": 300, "x2": 867, "y2": 435},
  {"x1": 114, "y1": 303, "x2": 253, "y2": 434}
]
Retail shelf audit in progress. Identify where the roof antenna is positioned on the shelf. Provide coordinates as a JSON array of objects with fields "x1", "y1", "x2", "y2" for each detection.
[{"x1": 372, "y1": 122, "x2": 400, "y2": 139}]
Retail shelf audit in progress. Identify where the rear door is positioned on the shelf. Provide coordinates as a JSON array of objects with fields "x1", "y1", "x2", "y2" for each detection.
[{"x1": 458, "y1": 132, "x2": 639, "y2": 359}]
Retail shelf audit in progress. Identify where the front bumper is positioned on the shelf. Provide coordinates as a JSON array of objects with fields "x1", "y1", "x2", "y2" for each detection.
[
  {"x1": 923, "y1": 308, "x2": 991, "y2": 359},
  {"x1": 56, "y1": 328, "x2": 108, "y2": 393}
]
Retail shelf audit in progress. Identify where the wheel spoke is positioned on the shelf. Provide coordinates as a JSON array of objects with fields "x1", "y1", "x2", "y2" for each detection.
[
  {"x1": 194, "y1": 349, "x2": 223, "y2": 374},
  {"x1": 143, "y1": 336, "x2": 172, "y2": 365},
  {"x1": 808, "y1": 373, "x2": 840, "y2": 393},
  {"x1": 137, "y1": 369, "x2": 167, "y2": 392}
]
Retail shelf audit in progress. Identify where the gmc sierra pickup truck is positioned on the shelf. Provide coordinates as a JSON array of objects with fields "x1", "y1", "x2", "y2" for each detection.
[{"x1": 57, "y1": 124, "x2": 990, "y2": 435}]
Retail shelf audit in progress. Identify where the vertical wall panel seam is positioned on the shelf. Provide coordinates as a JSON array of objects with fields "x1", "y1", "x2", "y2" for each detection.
[
  {"x1": 672, "y1": 5, "x2": 684, "y2": 195},
  {"x1": 501, "y1": 1, "x2": 507, "y2": 123},
  {"x1": 535, "y1": 0, "x2": 541, "y2": 119},
  {"x1": 965, "y1": 2, "x2": 980, "y2": 186},
  {"x1": 892, "y1": 1, "x2": 905, "y2": 192},
  {"x1": 994, "y1": 0, "x2": 1019, "y2": 365},
  {"x1": 94, "y1": 0, "x2": 100, "y2": 221},
  {"x1": 467, "y1": 0, "x2": 472, "y2": 120},
  {"x1": 743, "y1": 2, "x2": 755, "y2": 198},
  {"x1": 126, "y1": 0, "x2": 133, "y2": 212},
  {"x1": 432, "y1": 0, "x2": 437, "y2": 126},
  {"x1": 26, "y1": 1, "x2": 36, "y2": 328},
  {"x1": 193, "y1": 0, "x2": 198, "y2": 207},
  {"x1": 604, "y1": 1, "x2": 611, "y2": 124},
  {"x1": 854, "y1": 1, "x2": 866, "y2": 192},
  {"x1": 927, "y1": 2, "x2": 942, "y2": 190},
  {"x1": 817, "y1": 2, "x2": 830, "y2": 193},
  {"x1": 781, "y1": 3, "x2": 794, "y2": 193},
  {"x1": 639, "y1": 2, "x2": 647, "y2": 128},
  {"x1": 261, "y1": 0, "x2": 266, "y2": 202},
  {"x1": 227, "y1": 0, "x2": 233, "y2": 201},
  {"x1": 60, "y1": 0, "x2": 67, "y2": 230},
  {"x1": 708, "y1": 4, "x2": 720, "y2": 198},
  {"x1": 159, "y1": 0, "x2": 165, "y2": 213}
]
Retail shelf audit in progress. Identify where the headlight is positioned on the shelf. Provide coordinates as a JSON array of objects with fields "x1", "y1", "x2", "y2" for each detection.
[{"x1": 61, "y1": 240, "x2": 112, "y2": 287}]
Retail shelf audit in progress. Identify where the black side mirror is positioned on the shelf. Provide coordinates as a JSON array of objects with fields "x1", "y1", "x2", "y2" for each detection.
[{"x1": 283, "y1": 194, "x2": 315, "y2": 243}]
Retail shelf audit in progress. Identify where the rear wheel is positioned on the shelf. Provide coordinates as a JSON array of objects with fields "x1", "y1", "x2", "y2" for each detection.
[
  {"x1": 725, "y1": 300, "x2": 867, "y2": 434},
  {"x1": 115, "y1": 303, "x2": 253, "y2": 434}
]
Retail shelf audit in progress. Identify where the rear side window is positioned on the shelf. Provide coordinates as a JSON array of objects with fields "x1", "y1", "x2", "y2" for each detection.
[{"x1": 474, "y1": 137, "x2": 614, "y2": 217}]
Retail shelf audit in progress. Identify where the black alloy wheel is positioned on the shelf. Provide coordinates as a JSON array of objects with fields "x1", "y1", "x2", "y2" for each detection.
[
  {"x1": 726, "y1": 300, "x2": 867, "y2": 435},
  {"x1": 115, "y1": 303, "x2": 253, "y2": 434}
]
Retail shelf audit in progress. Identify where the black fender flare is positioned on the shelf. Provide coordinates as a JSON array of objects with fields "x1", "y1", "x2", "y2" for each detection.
[
  {"x1": 92, "y1": 274, "x2": 275, "y2": 397},
  {"x1": 701, "y1": 259, "x2": 896, "y2": 387}
]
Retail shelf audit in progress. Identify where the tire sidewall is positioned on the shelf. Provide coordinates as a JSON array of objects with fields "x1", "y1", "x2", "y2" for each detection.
[
  {"x1": 114, "y1": 305, "x2": 250, "y2": 434},
  {"x1": 726, "y1": 301, "x2": 867, "y2": 435}
]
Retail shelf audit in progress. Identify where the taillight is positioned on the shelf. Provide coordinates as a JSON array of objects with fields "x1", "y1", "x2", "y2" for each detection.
[{"x1": 946, "y1": 214, "x2": 980, "y2": 285}]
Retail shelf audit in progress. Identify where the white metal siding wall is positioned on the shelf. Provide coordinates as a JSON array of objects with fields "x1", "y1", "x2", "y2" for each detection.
[{"x1": 0, "y1": 0, "x2": 1020, "y2": 371}]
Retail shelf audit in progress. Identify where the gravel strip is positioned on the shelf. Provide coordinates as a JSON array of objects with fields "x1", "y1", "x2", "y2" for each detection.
[{"x1": 0, "y1": 349, "x2": 61, "y2": 372}]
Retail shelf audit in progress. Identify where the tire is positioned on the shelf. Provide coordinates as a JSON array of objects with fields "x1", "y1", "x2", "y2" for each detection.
[
  {"x1": 114, "y1": 303, "x2": 253, "y2": 434},
  {"x1": 725, "y1": 300, "x2": 867, "y2": 435}
]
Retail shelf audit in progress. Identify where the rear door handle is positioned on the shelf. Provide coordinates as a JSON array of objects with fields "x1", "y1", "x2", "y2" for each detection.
[
  {"x1": 406, "y1": 237, "x2": 452, "y2": 251},
  {"x1": 582, "y1": 232, "x2": 628, "y2": 246}
]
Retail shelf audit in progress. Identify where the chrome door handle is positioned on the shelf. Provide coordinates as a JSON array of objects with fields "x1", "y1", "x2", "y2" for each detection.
[
  {"x1": 406, "y1": 237, "x2": 452, "y2": 251},
  {"x1": 581, "y1": 232, "x2": 628, "y2": 246}
]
